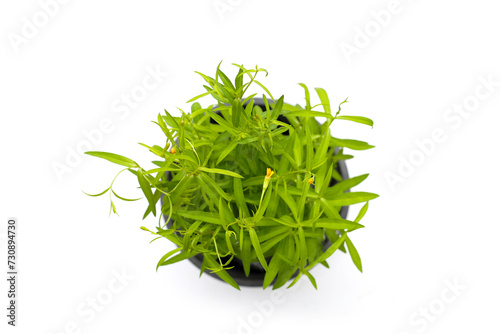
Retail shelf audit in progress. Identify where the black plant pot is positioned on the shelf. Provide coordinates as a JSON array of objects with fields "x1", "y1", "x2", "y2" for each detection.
[{"x1": 161, "y1": 98, "x2": 349, "y2": 287}]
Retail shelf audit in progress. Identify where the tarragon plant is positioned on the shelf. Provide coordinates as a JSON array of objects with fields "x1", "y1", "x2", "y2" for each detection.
[{"x1": 85, "y1": 62, "x2": 378, "y2": 290}]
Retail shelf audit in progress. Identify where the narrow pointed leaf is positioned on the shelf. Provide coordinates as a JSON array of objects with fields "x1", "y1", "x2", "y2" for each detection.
[
  {"x1": 336, "y1": 115, "x2": 374, "y2": 127},
  {"x1": 314, "y1": 87, "x2": 331, "y2": 114},
  {"x1": 345, "y1": 235, "x2": 363, "y2": 272},
  {"x1": 137, "y1": 172, "x2": 156, "y2": 216},
  {"x1": 176, "y1": 211, "x2": 223, "y2": 225},
  {"x1": 83, "y1": 186, "x2": 111, "y2": 197},
  {"x1": 355, "y1": 202, "x2": 369, "y2": 223},
  {"x1": 204, "y1": 254, "x2": 240, "y2": 290},
  {"x1": 85, "y1": 151, "x2": 138, "y2": 168},
  {"x1": 199, "y1": 167, "x2": 243, "y2": 179},
  {"x1": 330, "y1": 137, "x2": 374, "y2": 150},
  {"x1": 325, "y1": 192, "x2": 379, "y2": 206},
  {"x1": 249, "y1": 228, "x2": 268, "y2": 270}
]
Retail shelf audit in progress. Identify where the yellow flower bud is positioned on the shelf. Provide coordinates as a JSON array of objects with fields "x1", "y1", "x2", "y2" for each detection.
[
  {"x1": 263, "y1": 168, "x2": 274, "y2": 190},
  {"x1": 266, "y1": 168, "x2": 274, "y2": 179}
]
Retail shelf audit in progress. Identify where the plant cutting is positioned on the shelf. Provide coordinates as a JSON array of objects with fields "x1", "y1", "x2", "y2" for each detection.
[{"x1": 84, "y1": 62, "x2": 378, "y2": 290}]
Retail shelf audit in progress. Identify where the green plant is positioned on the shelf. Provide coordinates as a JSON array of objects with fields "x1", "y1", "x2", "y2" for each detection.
[{"x1": 84, "y1": 62, "x2": 378, "y2": 290}]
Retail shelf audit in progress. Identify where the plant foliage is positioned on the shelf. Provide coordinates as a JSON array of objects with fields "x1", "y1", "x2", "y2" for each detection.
[{"x1": 85, "y1": 62, "x2": 378, "y2": 290}]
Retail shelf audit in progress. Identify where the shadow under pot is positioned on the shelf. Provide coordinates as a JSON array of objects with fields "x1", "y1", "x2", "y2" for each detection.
[{"x1": 161, "y1": 98, "x2": 349, "y2": 287}]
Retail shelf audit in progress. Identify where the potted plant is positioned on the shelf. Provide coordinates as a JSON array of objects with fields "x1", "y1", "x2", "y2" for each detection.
[{"x1": 85, "y1": 62, "x2": 378, "y2": 290}]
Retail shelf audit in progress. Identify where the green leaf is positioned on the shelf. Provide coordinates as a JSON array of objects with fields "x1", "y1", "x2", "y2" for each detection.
[
  {"x1": 355, "y1": 202, "x2": 369, "y2": 223},
  {"x1": 335, "y1": 115, "x2": 374, "y2": 127},
  {"x1": 345, "y1": 235, "x2": 363, "y2": 272},
  {"x1": 301, "y1": 218, "x2": 363, "y2": 230},
  {"x1": 297, "y1": 175, "x2": 310, "y2": 221},
  {"x1": 270, "y1": 119, "x2": 292, "y2": 133},
  {"x1": 285, "y1": 110, "x2": 334, "y2": 119},
  {"x1": 259, "y1": 228, "x2": 290, "y2": 253},
  {"x1": 208, "y1": 110, "x2": 237, "y2": 133},
  {"x1": 303, "y1": 270, "x2": 318, "y2": 289},
  {"x1": 254, "y1": 80, "x2": 274, "y2": 101},
  {"x1": 234, "y1": 65, "x2": 268, "y2": 78},
  {"x1": 214, "y1": 131, "x2": 231, "y2": 145},
  {"x1": 235, "y1": 67, "x2": 243, "y2": 90},
  {"x1": 286, "y1": 270, "x2": 303, "y2": 289},
  {"x1": 199, "y1": 173, "x2": 231, "y2": 202},
  {"x1": 85, "y1": 151, "x2": 138, "y2": 168},
  {"x1": 83, "y1": 186, "x2": 111, "y2": 197},
  {"x1": 249, "y1": 228, "x2": 268, "y2": 270},
  {"x1": 144, "y1": 166, "x2": 182, "y2": 174},
  {"x1": 163, "y1": 109, "x2": 179, "y2": 128},
  {"x1": 330, "y1": 137, "x2": 374, "y2": 150},
  {"x1": 297, "y1": 227, "x2": 307, "y2": 267},
  {"x1": 244, "y1": 97, "x2": 254, "y2": 118},
  {"x1": 156, "y1": 247, "x2": 182, "y2": 270},
  {"x1": 225, "y1": 230, "x2": 236, "y2": 254},
  {"x1": 271, "y1": 127, "x2": 288, "y2": 137},
  {"x1": 276, "y1": 184, "x2": 298, "y2": 220},
  {"x1": 241, "y1": 92, "x2": 256, "y2": 105},
  {"x1": 262, "y1": 94, "x2": 271, "y2": 118},
  {"x1": 176, "y1": 211, "x2": 223, "y2": 225},
  {"x1": 305, "y1": 124, "x2": 313, "y2": 171},
  {"x1": 157, "y1": 114, "x2": 179, "y2": 149},
  {"x1": 143, "y1": 189, "x2": 162, "y2": 219},
  {"x1": 327, "y1": 174, "x2": 369, "y2": 195},
  {"x1": 313, "y1": 128, "x2": 330, "y2": 167},
  {"x1": 137, "y1": 172, "x2": 156, "y2": 216},
  {"x1": 216, "y1": 140, "x2": 239, "y2": 165},
  {"x1": 204, "y1": 85, "x2": 228, "y2": 103},
  {"x1": 292, "y1": 132, "x2": 302, "y2": 167},
  {"x1": 139, "y1": 143, "x2": 164, "y2": 157},
  {"x1": 203, "y1": 254, "x2": 240, "y2": 290},
  {"x1": 191, "y1": 102, "x2": 202, "y2": 112},
  {"x1": 263, "y1": 238, "x2": 288, "y2": 289},
  {"x1": 325, "y1": 192, "x2": 379, "y2": 206},
  {"x1": 320, "y1": 197, "x2": 342, "y2": 219},
  {"x1": 255, "y1": 182, "x2": 273, "y2": 222},
  {"x1": 111, "y1": 189, "x2": 141, "y2": 201},
  {"x1": 233, "y1": 178, "x2": 250, "y2": 218},
  {"x1": 161, "y1": 250, "x2": 197, "y2": 267},
  {"x1": 174, "y1": 153, "x2": 198, "y2": 165},
  {"x1": 270, "y1": 95, "x2": 284, "y2": 121},
  {"x1": 186, "y1": 90, "x2": 213, "y2": 103},
  {"x1": 109, "y1": 199, "x2": 118, "y2": 215},
  {"x1": 199, "y1": 167, "x2": 243, "y2": 179},
  {"x1": 217, "y1": 68, "x2": 236, "y2": 92},
  {"x1": 273, "y1": 261, "x2": 297, "y2": 290},
  {"x1": 314, "y1": 87, "x2": 331, "y2": 115},
  {"x1": 231, "y1": 98, "x2": 243, "y2": 127},
  {"x1": 309, "y1": 232, "x2": 348, "y2": 268},
  {"x1": 298, "y1": 83, "x2": 311, "y2": 110},
  {"x1": 241, "y1": 231, "x2": 251, "y2": 277},
  {"x1": 195, "y1": 71, "x2": 216, "y2": 87}
]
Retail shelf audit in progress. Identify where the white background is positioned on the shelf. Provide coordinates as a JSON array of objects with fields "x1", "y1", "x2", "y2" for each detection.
[{"x1": 1, "y1": 0, "x2": 499, "y2": 333}]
